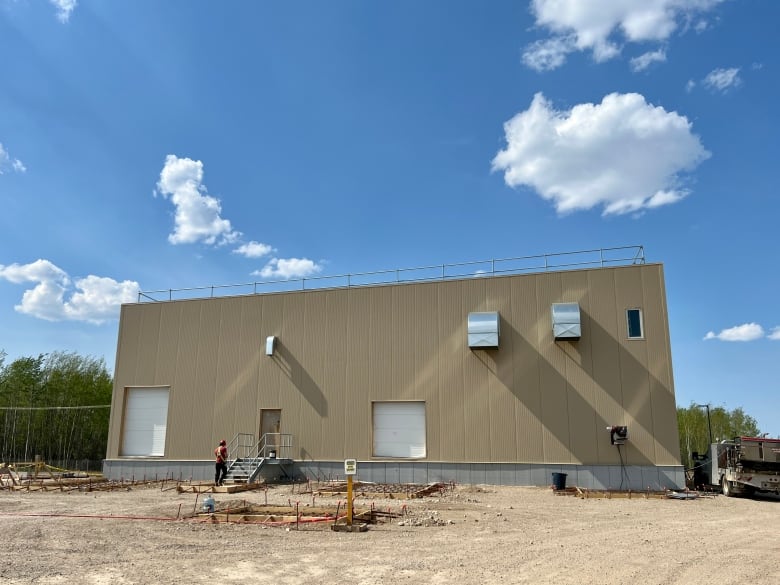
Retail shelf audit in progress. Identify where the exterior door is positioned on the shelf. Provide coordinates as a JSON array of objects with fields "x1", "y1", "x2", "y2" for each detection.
[{"x1": 260, "y1": 409, "x2": 281, "y2": 457}]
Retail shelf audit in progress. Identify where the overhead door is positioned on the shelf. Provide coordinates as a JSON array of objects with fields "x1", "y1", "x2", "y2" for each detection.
[
  {"x1": 121, "y1": 387, "x2": 170, "y2": 456},
  {"x1": 372, "y1": 401, "x2": 426, "y2": 458}
]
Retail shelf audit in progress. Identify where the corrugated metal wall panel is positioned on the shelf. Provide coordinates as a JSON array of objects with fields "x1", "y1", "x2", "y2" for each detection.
[
  {"x1": 613, "y1": 266, "x2": 655, "y2": 465},
  {"x1": 154, "y1": 303, "x2": 181, "y2": 385},
  {"x1": 197, "y1": 303, "x2": 222, "y2": 454},
  {"x1": 257, "y1": 293, "x2": 283, "y2": 433},
  {"x1": 137, "y1": 303, "x2": 162, "y2": 383},
  {"x1": 299, "y1": 291, "x2": 328, "y2": 459},
  {"x1": 485, "y1": 278, "x2": 517, "y2": 462},
  {"x1": 214, "y1": 297, "x2": 245, "y2": 443},
  {"x1": 175, "y1": 302, "x2": 206, "y2": 459},
  {"x1": 510, "y1": 276, "x2": 543, "y2": 462},
  {"x1": 535, "y1": 273, "x2": 572, "y2": 463},
  {"x1": 414, "y1": 283, "x2": 440, "y2": 459},
  {"x1": 642, "y1": 266, "x2": 680, "y2": 464},
  {"x1": 278, "y1": 293, "x2": 306, "y2": 455},
  {"x1": 345, "y1": 288, "x2": 373, "y2": 459},
  {"x1": 587, "y1": 269, "x2": 623, "y2": 465},
  {"x1": 211, "y1": 298, "x2": 251, "y2": 443},
  {"x1": 649, "y1": 375, "x2": 679, "y2": 465},
  {"x1": 392, "y1": 284, "x2": 417, "y2": 401},
  {"x1": 559, "y1": 270, "x2": 598, "y2": 465},
  {"x1": 460, "y1": 278, "x2": 491, "y2": 461},
  {"x1": 619, "y1": 348, "x2": 656, "y2": 464},
  {"x1": 233, "y1": 297, "x2": 262, "y2": 440},
  {"x1": 437, "y1": 281, "x2": 465, "y2": 460},
  {"x1": 321, "y1": 290, "x2": 348, "y2": 459},
  {"x1": 369, "y1": 286, "x2": 393, "y2": 404}
]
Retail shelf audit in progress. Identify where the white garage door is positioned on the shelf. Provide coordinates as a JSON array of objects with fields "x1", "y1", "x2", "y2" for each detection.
[
  {"x1": 121, "y1": 387, "x2": 170, "y2": 456},
  {"x1": 372, "y1": 402, "x2": 426, "y2": 458}
]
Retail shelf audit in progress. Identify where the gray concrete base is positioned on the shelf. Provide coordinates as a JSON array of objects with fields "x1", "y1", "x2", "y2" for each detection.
[{"x1": 103, "y1": 459, "x2": 684, "y2": 490}]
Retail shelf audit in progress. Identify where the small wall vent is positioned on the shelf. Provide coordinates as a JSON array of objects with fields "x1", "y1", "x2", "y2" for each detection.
[
  {"x1": 468, "y1": 312, "x2": 500, "y2": 348},
  {"x1": 551, "y1": 303, "x2": 581, "y2": 340}
]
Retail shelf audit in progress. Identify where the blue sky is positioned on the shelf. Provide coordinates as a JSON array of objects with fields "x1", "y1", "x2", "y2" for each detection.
[{"x1": 1, "y1": 0, "x2": 778, "y2": 437}]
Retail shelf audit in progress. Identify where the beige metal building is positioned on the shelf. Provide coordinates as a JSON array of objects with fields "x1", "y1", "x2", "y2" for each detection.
[{"x1": 104, "y1": 248, "x2": 683, "y2": 489}]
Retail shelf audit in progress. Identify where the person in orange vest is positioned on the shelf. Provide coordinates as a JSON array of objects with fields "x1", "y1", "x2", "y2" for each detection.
[{"x1": 214, "y1": 439, "x2": 228, "y2": 486}]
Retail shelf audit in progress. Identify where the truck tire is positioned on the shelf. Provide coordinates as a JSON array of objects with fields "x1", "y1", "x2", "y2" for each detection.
[{"x1": 721, "y1": 475, "x2": 734, "y2": 497}]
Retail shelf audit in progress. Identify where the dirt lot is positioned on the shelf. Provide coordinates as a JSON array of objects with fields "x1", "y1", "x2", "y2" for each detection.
[{"x1": 1, "y1": 481, "x2": 778, "y2": 585}]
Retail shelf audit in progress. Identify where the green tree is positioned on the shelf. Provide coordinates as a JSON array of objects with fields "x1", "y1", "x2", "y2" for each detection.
[
  {"x1": 0, "y1": 351, "x2": 112, "y2": 469},
  {"x1": 677, "y1": 403, "x2": 760, "y2": 469}
]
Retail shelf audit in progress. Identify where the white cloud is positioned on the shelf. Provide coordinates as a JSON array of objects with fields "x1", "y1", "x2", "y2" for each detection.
[
  {"x1": 524, "y1": 0, "x2": 724, "y2": 70},
  {"x1": 685, "y1": 79, "x2": 696, "y2": 93},
  {"x1": 703, "y1": 67, "x2": 741, "y2": 92},
  {"x1": 155, "y1": 155, "x2": 241, "y2": 246},
  {"x1": 522, "y1": 36, "x2": 577, "y2": 71},
  {"x1": 630, "y1": 48, "x2": 667, "y2": 72},
  {"x1": 64, "y1": 275, "x2": 139, "y2": 322},
  {"x1": 254, "y1": 258, "x2": 323, "y2": 280},
  {"x1": 0, "y1": 143, "x2": 26, "y2": 174},
  {"x1": 0, "y1": 260, "x2": 138, "y2": 324},
  {"x1": 704, "y1": 323, "x2": 765, "y2": 342},
  {"x1": 768, "y1": 327, "x2": 780, "y2": 341},
  {"x1": 0, "y1": 259, "x2": 69, "y2": 286},
  {"x1": 233, "y1": 241, "x2": 275, "y2": 259},
  {"x1": 491, "y1": 92, "x2": 710, "y2": 215},
  {"x1": 50, "y1": 0, "x2": 77, "y2": 23}
]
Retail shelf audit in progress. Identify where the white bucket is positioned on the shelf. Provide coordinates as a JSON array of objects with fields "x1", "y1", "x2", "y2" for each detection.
[{"x1": 203, "y1": 495, "x2": 215, "y2": 513}]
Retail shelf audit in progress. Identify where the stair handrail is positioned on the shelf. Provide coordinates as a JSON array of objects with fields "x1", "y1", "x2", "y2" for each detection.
[
  {"x1": 225, "y1": 433, "x2": 255, "y2": 475},
  {"x1": 255, "y1": 433, "x2": 293, "y2": 459},
  {"x1": 223, "y1": 432, "x2": 294, "y2": 483}
]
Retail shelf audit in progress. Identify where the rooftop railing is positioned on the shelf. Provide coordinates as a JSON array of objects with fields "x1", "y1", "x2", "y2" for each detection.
[{"x1": 137, "y1": 245, "x2": 645, "y2": 303}]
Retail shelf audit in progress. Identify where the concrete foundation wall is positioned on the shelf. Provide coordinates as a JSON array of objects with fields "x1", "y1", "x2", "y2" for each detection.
[{"x1": 103, "y1": 459, "x2": 684, "y2": 491}]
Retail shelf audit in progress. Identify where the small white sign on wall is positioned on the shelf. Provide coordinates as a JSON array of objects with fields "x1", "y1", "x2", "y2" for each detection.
[{"x1": 344, "y1": 459, "x2": 357, "y2": 475}]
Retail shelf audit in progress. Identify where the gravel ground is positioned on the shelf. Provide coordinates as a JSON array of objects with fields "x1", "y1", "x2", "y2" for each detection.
[{"x1": 0, "y1": 482, "x2": 778, "y2": 585}]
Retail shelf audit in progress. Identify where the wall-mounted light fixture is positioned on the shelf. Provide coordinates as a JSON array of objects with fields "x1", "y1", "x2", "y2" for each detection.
[{"x1": 265, "y1": 336, "x2": 276, "y2": 356}]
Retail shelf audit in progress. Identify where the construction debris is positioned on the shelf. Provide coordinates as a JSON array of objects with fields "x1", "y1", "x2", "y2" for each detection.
[
  {"x1": 186, "y1": 499, "x2": 403, "y2": 528},
  {"x1": 0, "y1": 463, "x2": 19, "y2": 486},
  {"x1": 552, "y1": 486, "x2": 682, "y2": 499},
  {"x1": 176, "y1": 482, "x2": 266, "y2": 494},
  {"x1": 397, "y1": 510, "x2": 451, "y2": 527},
  {"x1": 314, "y1": 481, "x2": 449, "y2": 499}
]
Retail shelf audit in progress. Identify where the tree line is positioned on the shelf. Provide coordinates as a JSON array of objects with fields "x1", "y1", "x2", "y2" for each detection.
[
  {"x1": 0, "y1": 350, "x2": 112, "y2": 471},
  {"x1": 677, "y1": 403, "x2": 761, "y2": 469}
]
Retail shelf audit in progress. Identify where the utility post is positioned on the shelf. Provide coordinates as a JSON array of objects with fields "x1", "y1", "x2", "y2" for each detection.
[
  {"x1": 344, "y1": 459, "x2": 357, "y2": 526},
  {"x1": 695, "y1": 403, "x2": 714, "y2": 446}
]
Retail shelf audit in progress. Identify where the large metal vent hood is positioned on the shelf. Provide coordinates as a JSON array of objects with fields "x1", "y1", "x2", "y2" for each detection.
[
  {"x1": 468, "y1": 312, "x2": 500, "y2": 348},
  {"x1": 551, "y1": 303, "x2": 581, "y2": 340}
]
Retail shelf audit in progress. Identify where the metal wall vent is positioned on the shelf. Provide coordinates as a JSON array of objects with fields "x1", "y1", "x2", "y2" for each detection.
[
  {"x1": 468, "y1": 312, "x2": 500, "y2": 348},
  {"x1": 551, "y1": 303, "x2": 581, "y2": 340}
]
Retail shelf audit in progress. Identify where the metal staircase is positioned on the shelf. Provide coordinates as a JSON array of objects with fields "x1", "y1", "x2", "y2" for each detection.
[{"x1": 223, "y1": 433, "x2": 294, "y2": 484}]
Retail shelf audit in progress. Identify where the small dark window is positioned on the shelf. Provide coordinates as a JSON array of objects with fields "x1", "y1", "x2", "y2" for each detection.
[{"x1": 627, "y1": 309, "x2": 644, "y2": 339}]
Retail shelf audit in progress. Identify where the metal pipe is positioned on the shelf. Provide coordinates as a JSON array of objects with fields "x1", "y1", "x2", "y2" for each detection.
[{"x1": 695, "y1": 403, "x2": 714, "y2": 445}]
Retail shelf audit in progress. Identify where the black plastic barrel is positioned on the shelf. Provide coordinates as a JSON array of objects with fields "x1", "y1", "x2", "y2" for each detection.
[{"x1": 552, "y1": 472, "x2": 567, "y2": 490}]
